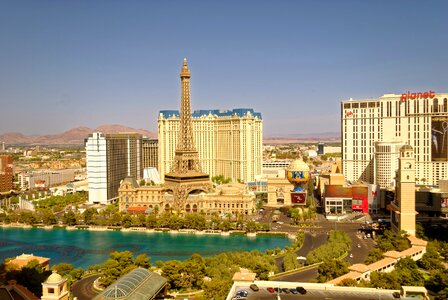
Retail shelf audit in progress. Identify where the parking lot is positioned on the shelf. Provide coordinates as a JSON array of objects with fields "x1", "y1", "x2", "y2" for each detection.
[{"x1": 231, "y1": 283, "x2": 415, "y2": 300}]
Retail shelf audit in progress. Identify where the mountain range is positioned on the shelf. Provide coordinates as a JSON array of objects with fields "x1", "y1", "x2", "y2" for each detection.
[
  {"x1": 0, "y1": 125, "x2": 157, "y2": 145},
  {"x1": 0, "y1": 125, "x2": 340, "y2": 145}
]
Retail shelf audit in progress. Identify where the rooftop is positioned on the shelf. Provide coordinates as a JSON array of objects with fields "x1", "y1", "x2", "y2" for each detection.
[{"x1": 160, "y1": 108, "x2": 262, "y2": 120}]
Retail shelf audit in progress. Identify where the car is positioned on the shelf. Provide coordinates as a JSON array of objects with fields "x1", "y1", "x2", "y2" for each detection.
[
  {"x1": 281, "y1": 288, "x2": 290, "y2": 294},
  {"x1": 235, "y1": 290, "x2": 248, "y2": 298},
  {"x1": 250, "y1": 284, "x2": 259, "y2": 292},
  {"x1": 267, "y1": 287, "x2": 275, "y2": 293},
  {"x1": 289, "y1": 288, "x2": 298, "y2": 294},
  {"x1": 357, "y1": 243, "x2": 361, "y2": 248},
  {"x1": 273, "y1": 287, "x2": 281, "y2": 293},
  {"x1": 297, "y1": 287, "x2": 307, "y2": 295},
  {"x1": 349, "y1": 253, "x2": 353, "y2": 258}
]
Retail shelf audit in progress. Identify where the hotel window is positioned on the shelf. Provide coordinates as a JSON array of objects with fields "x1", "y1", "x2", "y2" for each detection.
[{"x1": 433, "y1": 99, "x2": 439, "y2": 112}]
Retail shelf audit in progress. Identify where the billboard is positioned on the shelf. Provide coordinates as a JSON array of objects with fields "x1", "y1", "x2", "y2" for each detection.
[
  {"x1": 325, "y1": 185, "x2": 352, "y2": 198},
  {"x1": 291, "y1": 192, "x2": 306, "y2": 204},
  {"x1": 352, "y1": 186, "x2": 368, "y2": 212},
  {"x1": 431, "y1": 116, "x2": 448, "y2": 161}
]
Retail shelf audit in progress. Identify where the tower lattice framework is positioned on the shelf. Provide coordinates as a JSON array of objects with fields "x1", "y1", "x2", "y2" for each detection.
[
  {"x1": 170, "y1": 58, "x2": 204, "y2": 174},
  {"x1": 164, "y1": 58, "x2": 213, "y2": 211}
]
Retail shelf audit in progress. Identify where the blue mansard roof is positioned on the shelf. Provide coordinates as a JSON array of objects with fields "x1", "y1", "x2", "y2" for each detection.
[{"x1": 159, "y1": 108, "x2": 262, "y2": 119}]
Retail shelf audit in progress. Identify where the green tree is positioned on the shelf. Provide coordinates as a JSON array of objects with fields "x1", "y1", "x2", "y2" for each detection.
[
  {"x1": 145, "y1": 214, "x2": 158, "y2": 228},
  {"x1": 394, "y1": 257, "x2": 424, "y2": 286},
  {"x1": 369, "y1": 271, "x2": 401, "y2": 290},
  {"x1": 18, "y1": 211, "x2": 37, "y2": 224},
  {"x1": 364, "y1": 248, "x2": 384, "y2": 265},
  {"x1": 5, "y1": 260, "x2": 52, "y2": 297},
  {"x1": 289, "y1": 207, "x2": 302, "y2": 224},
  {"x1": 425, "y1": 268, "x2": 448, "y2": 299},
  {"x1": 317, "y1": 259, "x2": 349, "y2": 282},
  {"x1": 52, "y1": 263, "x2": 74, "y2": 276},
  {"x1": 134, "y1": 254, "x2": 151, "y2": 268},
  {"x1": 183, "y1": 254, "x2": 206, "y2": 288},
  {"x1": 283, "y1": 252, "x2": 301, "y2": 271},
  {"x1": 202, "y1": 278, "x2": 233, "y2": 300},
  {"x1": 122, "y1": 214, "x2": 132, "y2": 228},
  {"x1": 63, "y1": 211, "x2": 77, "y2": 226},
  {"x1": 38, "y1": 208, "x2": 57, "y2": 225},
  {"x1": 99, "y1": 251, "x2": 136, "y2": 287},
  {"x1": 419, "y1": 242, "x2": 444, "y2": 271},
  {"x1": 161, "y1": 260, "x2": 186, "y2": 290},
  {"x1": 82, "y1": 208, "x2": 97, "y2": 225},
  {"x1": 69, "y1": 268, "x2": 84, "y2": 280},
  {"x1": 338, "y1": 278, "x2": 358, "y2": 287}
]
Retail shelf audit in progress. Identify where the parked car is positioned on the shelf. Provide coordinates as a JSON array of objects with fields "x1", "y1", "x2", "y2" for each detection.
[
  {"x1": 235, "y1": 290, "x2": 248, "y2": 299},
  {"x1": 289, "y1": 288, "x2": 298, "y2": 294},
  {"x1": 267, "y1": 287, "x2": 275, "y2": 293},
  {"x1": 250, "y1": 284, "x2": 259, "y2": 292},
  {"x1": 297, "y1": 287, "x2": 307, "y2": 295},
  {"x1": 281, "y1": 288, "x2": 291, "y2": 294}
]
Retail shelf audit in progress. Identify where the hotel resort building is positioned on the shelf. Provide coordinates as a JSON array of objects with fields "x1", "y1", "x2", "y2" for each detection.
[
  {"x1": 118, "y1": 177, "x2": 256, "y2": 216},
  {"x1": 158, "y1": 108, "x2": 263, "y2": 183},
  {"x1": 341, "y1": 91, "x2": 448, "y2": 188},
  {"x1": 85, "y1": 132, "x2": 143, "y2": 204}
]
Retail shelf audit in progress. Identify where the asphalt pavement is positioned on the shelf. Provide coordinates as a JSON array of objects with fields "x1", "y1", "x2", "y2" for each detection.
[{"x1": 72, "y1": 274, "x2": 101, "y2": 300}]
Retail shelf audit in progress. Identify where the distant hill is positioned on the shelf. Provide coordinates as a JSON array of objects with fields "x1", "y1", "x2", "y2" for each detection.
[
  {"x1": 0, "y1": 125, "x2": 157, "y2": 145},
  {"x1": 0, "y1": 126, "x2": 338, "y2": 145},
  {"x1": 263, "y1": 132, "x2": 340, "y2": 144}
]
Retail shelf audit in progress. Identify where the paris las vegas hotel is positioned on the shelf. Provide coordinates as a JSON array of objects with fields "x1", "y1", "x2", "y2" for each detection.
[
  {"x1": 158, "y1": 108, "x2": 263, "y2": 184},
  {"x1": 342, "y1": 91, "x2": 448, "y2": 188}
]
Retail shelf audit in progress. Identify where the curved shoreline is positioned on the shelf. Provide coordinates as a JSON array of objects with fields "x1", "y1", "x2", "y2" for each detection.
[{"x1": 0, "y1": 223, "x2": 295, "y2": 239}]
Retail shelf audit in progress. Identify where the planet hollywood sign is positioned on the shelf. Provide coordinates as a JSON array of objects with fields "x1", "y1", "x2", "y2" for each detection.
[{"x1": 401, "y1": 91, "x2": 435, "y2": 102}]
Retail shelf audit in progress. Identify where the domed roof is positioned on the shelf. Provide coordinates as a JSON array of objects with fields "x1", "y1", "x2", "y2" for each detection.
[
  {"x1": 46, "y1": 271, "x2": 63, "y2": 283},
  {"x1": 288, "y1": 159, "x2": 310, "y2": 171},
  {"x1": 400, "y1": 144, "x2": 413, "y2": 151},
  {"x1": 220, "y1": 183, "x2": 245, "y2": 195}
]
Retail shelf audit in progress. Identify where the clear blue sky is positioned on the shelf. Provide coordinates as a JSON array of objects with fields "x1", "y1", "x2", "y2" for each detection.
[{"x1": 1, "y1": 1, "x2": 447, "y2": 136}]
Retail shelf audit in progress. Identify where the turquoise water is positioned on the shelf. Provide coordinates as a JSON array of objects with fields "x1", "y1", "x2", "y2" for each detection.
[{"x1": 0, "y1": 227, "x2": 290, "y2": 269}]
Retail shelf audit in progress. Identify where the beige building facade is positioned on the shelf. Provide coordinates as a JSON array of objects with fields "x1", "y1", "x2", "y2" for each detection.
[
  {"x1": 158, "y1": 109, "x2": 263, "y2": 183},
  {"x1": 118, "y1": 178, "x2": 256, "y2": 216},
  {"x1": 342, "y1": 92, "x2": 448, "y2": 187},
  {"x1": 142, "y1": 138, "x2": 158, "y2": 169},
  {"x1": 390, "y1": 145, "x2": 417, "y2": 235}
]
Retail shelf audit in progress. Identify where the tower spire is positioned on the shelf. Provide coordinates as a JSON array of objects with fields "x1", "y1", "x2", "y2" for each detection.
[
  {"x1": 177, "y1": 57, "x2": 195, "y2": 152},
  {"x1": 180, "y1": 57, "x2": 190, "y2": 78}
]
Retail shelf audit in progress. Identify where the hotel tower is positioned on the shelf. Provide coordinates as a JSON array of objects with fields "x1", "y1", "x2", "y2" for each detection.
[
  {"x1": 158, "y1": 64, "x2": 262, "y2": 184},
  {"x1": 342, "y1": 92, "x2": 448, "y2": 188}
]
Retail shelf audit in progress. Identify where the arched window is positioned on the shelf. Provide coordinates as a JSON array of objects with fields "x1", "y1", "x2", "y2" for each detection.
[{"x1": 433, "y1": 98, "x2": 439, "y2": 112}]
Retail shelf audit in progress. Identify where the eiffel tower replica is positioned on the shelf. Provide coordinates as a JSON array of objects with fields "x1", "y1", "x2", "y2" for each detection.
[{"x1": 164, "y1": 58, "x2": 213, "y2": 211}]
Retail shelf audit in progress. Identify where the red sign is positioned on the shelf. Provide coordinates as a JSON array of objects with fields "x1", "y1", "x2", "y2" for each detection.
[
  {"x1": 291, "y1": 192, "x2": 306, "y2": 204},
  {"x1": 401, "y1": 91, "x2": 435, "y2": 102}
]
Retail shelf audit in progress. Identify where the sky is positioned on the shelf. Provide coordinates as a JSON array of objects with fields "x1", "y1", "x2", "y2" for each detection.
[{"x1": 0, "y1": 1, "x2": 447, "y2": 137}]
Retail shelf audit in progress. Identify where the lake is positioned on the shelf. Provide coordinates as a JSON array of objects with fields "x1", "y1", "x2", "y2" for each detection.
[{"x1": 0, "y1": 227, "x2": 291, "y2": 269}]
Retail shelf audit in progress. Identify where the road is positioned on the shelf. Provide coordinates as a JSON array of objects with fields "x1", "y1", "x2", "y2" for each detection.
[
  {"x1": 268, "y1": 208, "x2": 376, "y2": 282},
  {"x1": 275, "y1": 232, "x2": 327, "y2": 272},
  {"x1": 72, "y1": 274, "x2": 101, "y2": 300}
]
